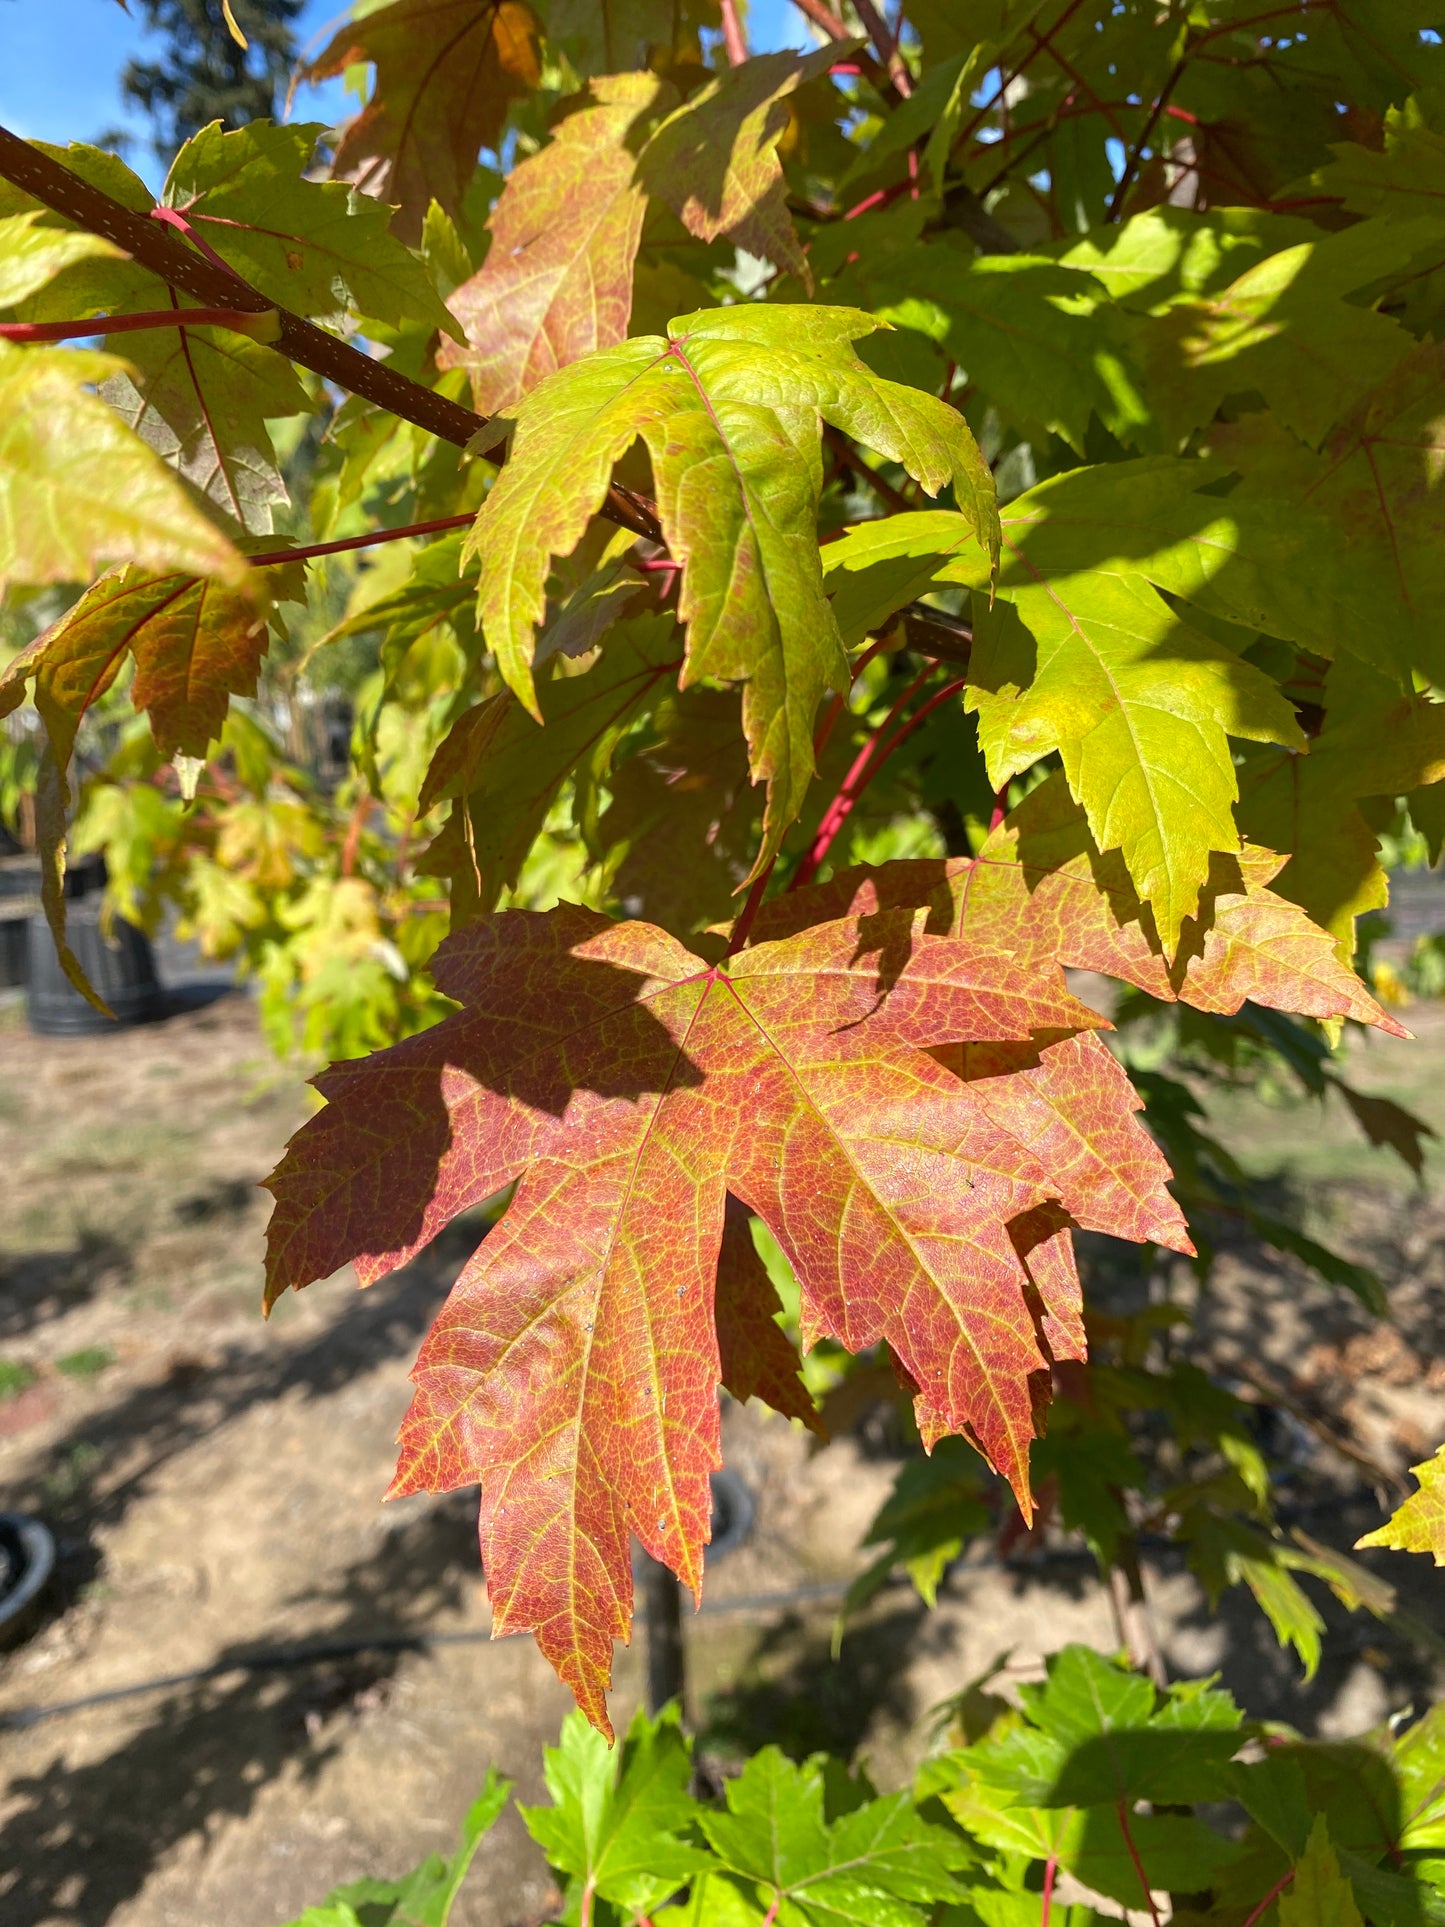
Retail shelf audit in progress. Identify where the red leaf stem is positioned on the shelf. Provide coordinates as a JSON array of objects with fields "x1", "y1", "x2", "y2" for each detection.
[
  {"x1": 1240, "y1": 1867, "x2": 1295, "y2": 1927},
  {"x1": 814, "y1": 634, "x2": 895, "y2": 757},
  {"x1": 988, "y1": 784, "x2": 1009, "y2": 832},
  {"x1": 0, "y1": 307, "x2": 275, "y2": 343},
  {"x1": 726, "y1": 860, "x2": 775, "y2": 957},
  {"x1": 791, "y1": 668, "x2": 967, "y2": 892},
  {"x1": 1042, "y1": 1852, "x2": 1058, "y2": 1927},
  {"x1": 719, "y1": 0, "x2": 749, "y2": 64},
  {"x1": 843, "y1": 175, "x2": 915, "y2": 221},
  {"x1": 1115, "y1": 1799, "x2": 1161, "y2": 1927},
  {"x1": 148, "y1": 203, "x2": 248, "y2": 280}
]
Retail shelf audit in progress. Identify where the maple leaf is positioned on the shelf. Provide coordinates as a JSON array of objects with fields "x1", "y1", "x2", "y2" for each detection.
[
  {"x1": 0, "y1": 143, "x2": 315, "y2": 535},
  {"x1": 439, "y1": 73, "x2": 670, "y2": 414},
  {"x1": 264, "y1": 899, "x2": 1175, "y2": 1728},
  {"x1": 1132, "y1": 218, "x2": 1430, "y2": 448},
  {"x1": 715, "y1": 1196, "x2": 821, "y2": 1435},
  {"x1": 466, "y1": 303, "x2": 996, "y2": 871},
  {"x1": 634, "y1": 45, "x2": 839, "y2": 288},
  {"x1": 535, "y1": 0, "x2": 720, "y2": 75},
  {"x1": 1356, "y1": 1447, "x2": 1445, "y2": 1568},
  {"x1": 101, "y1": 322, "x2": 313, "y2": 536},
  {"x1": 522, "y1": 1704, "x2": 710, "y2": 1918},
  {"x1": 698, "y1": 1747, "x2": 970, "y2": 1924},
  {"x1": 2, "y1": 563, "x2": 274, "y2": 764},
  {"x1": 0, "y1": 342, "x2": 245, "y2": 599},
  {"x1": 161, "y1": 121, "x2": 458, "y2": 335},
  {"x1": 1207, "y1": 351, "x2": 1445, "y2": 686},
  {"x1": 0, "y1": 208, "x2": 120, "y2": 308},
  {"x1": 856, "y1": 247, "x2": 1150, "y2": 454},
  {"x1": 417, "y1": 612, "x2": 681, "y2": 921},
  {"x1": 590, "y1": 681, "x2": 758, "y2": 937},
  {"x1": 822, "y1": 491, "x2": 1304, "y2": 948},
  {"x1": 752, "y1": 772, "x2": 1408, "y2": 1042},
  {"x1": 310, "y1": 0, "x2": 542, "y2": 241},
  {"x1": 1238, "y1": 656, "x2": 1445, "y2": 957}
]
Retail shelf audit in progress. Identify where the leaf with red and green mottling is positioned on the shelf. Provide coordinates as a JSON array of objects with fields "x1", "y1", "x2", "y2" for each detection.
[
  {"x1": 309, "y1": 0, "x2": 542, "y2": 241},
  {"x1": 635, "y1": 46, "x2": 841, "y2": 287},
  {"x1": 8, "y1": 563, "x2": 273, "y2": 764},
  {"x1": 0, "y1": 343, "x2": 245, "y2": 599},
  {"x1": 466, "y1": 304, "x2": 996, "y2": 872},
  {"x1": 264, "y1": 899, "x2": 1172, "y2": 1729},
  {"x1": 750, "y1": 772, "x2": 1406, "y2": 1039},
  {"x1": 439, "y1": 73, "x2": 672, "y2": 414},
  {"x1": 715, "y1": 1197, "x2": 821, "y2": 1435},
  {"x1": 416, "y1": 613, "x2": 682, "y2": 921},
  {"x1": 1356, "y1": 1447, "x2": 1445, "y2": 1567}
]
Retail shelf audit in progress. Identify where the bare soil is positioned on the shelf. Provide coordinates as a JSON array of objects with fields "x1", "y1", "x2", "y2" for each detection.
[{"x1": 1, "y1": 988, "x2": 1442, "y2": 1927}]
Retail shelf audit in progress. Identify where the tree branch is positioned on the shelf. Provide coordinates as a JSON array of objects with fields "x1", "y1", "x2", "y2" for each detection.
[
  {"x1": 0, "y1": 124, "x2": 663, "y2": 544},
  {"x1": 0, "y1": 306, "x2": 277, "y2": 343}
]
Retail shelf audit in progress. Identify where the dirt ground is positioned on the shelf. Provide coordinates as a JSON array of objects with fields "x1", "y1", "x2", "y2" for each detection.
[{"x1": 1, "y1": 985, "x2": 1443, "y2": 1927}]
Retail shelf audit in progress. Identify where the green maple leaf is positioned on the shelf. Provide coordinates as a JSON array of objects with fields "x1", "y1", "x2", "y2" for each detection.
[
  {"x1": 161, "y1": 120, "x2": 458, "y2": 335},
  {"x1": 522, "y1": 1704, "x2": 710, "y2": 1918},
  {"x1": 0, "y1": 342, "x2": 245, "y2": 599},
  {"x1": 417, "y1": 612, "x2": 682, "y2": 920},
  {"x1": 1206, "y1": 351, "x2": 1445, "y2": 684},
  {"x1": 307, "y1": 0, "x2": 542, "y2": 240},
  {"x1": 589, "y1": 680, "x2": 759, "y2": 936},
  {"x1": 284, "y1": 1770, "x2": 510, "y2": 1927},
  {"x1": 635, "y1": 45, "x2": 842, "y2": 287},
  {"x1": 535, "y1": 0, "x2": 719, "y2": 75},
  {"x1": 839, "y1": 1435, "x2": 990, "y2": 1633},
  {"x1": 1057, "y1": 206, "x2": 1321, "y2": 307},
  {"x1": 822, "y1": 488, "x2": 1302, "y2": 948},
  {"x1": 1357, "y1": 1447, "x2": 1445, "y2": 1569},
  {"x1": 0, "y1": 209, "x2": 121, "y2": 308},
  {"x1": 0, "y1": 140, "x2": 315, "y2": 536},
  {"x1": 862, "y1": 248, "x2": 1150, "y2": 453},
  {"x1": 976, "y1": 1644, "x2": 1243, "y2": 1809},
  {"x1": 1132, "y1": 217, "x2": 1432, "y2": 448},
  {"x1": 440, "y1": 73, "x2": 672, "y2": 414},
  {"x1": 1281, "y1": 1817, "x2": 1366, "y2": 1927},
  {"x1": 466, "y1": 303, "x2": 996, "y2": 872},
  {"x1": 1238, "y1": 654, "x2": 1445, "y2": 957},
  {"x1": 699, "y1": 1747, "x2": 970, "y2": 1925}
]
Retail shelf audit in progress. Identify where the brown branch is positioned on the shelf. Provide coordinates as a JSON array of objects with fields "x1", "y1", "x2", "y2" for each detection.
[
  {"x1": 853, "y1": 0, "x2": 912, "y2": 96},
  {"x1": 1107, "y1": 55, "x2": 1188, "y2": 220},
  {"x1": 0, "y1": 124, "x2": 663, "y2": 544}
]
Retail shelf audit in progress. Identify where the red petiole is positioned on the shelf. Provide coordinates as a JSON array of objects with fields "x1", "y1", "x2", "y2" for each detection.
[{"x1": 0, "y1": 306, "x2": 274, "y2": 342}]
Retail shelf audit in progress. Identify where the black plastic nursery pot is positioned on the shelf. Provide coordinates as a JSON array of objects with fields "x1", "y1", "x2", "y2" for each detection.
[
  {"x1": 25, "y1": 855, "x2": 163, "y2": 1036},
  {"x1": 0, "y1": 1514, "x2": 57, "y2": 1650}
]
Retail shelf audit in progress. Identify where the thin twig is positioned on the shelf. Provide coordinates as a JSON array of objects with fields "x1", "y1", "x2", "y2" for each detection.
[
  {"x1": 246, "y1": 513, "x2": 477, "y2": 570},
  {"x1": 1240, "y1": 1867, "x2": 1295, "y2": 1927},
  {"x1": 1107, "y1": 55, "x2": 1188, "y2": 220}
]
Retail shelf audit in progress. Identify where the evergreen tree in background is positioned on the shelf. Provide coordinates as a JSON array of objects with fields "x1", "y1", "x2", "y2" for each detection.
[{"x1": 121, "y1": 0, "x2": 301, "y2": 158}]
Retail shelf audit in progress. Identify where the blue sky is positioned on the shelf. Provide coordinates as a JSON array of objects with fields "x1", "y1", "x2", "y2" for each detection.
[{"x1": 0, "y1": 0, "x2": 812, "y2": 189}]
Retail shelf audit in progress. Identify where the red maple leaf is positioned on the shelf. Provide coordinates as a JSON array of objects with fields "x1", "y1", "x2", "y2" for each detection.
[{"x1": 266, "y1": 898, "x2": 1186, "y2": 1731}]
